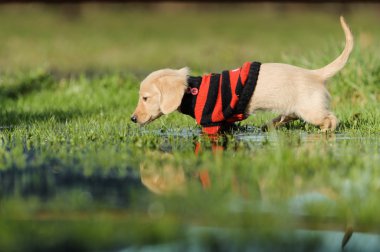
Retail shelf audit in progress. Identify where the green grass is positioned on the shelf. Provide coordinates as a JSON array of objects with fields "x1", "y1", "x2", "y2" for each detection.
[{"x1": 0, "y1": 3, "x2": 379, "y2": 251}]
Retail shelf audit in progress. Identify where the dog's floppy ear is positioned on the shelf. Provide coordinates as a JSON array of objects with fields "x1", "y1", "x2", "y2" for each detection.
[{"x1": 158, "y1": 67, "x2": 189, "y2": 115}]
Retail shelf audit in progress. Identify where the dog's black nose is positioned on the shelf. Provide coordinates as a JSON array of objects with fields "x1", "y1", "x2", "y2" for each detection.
[{"x1": 131, "y1": 115, "x2": 137, "y2": 123}]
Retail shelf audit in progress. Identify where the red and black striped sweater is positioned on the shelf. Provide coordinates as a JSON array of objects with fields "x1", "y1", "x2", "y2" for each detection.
[{"x1": 180, "y1": 62, "x2": 261, "y2": 134}]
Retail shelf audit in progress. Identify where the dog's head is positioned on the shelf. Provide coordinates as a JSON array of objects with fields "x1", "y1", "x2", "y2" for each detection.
[{"x1": 131, "y1": 67, "x2": 189, "y2": 125}]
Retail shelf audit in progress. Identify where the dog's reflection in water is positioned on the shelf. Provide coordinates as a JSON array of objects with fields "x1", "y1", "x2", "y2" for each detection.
[
  {"x1": 140, "y1": 133, "x2": 341, "y2": 198},
  {"x1": 140, "y1": 152, "x2": 187, "y2": 195},
  {"x1": 139, "y1": 133, "x2": 354, "y2": 248},
  {"x1": 139, "y1": 135, "x2": 260, "y2": 199}
]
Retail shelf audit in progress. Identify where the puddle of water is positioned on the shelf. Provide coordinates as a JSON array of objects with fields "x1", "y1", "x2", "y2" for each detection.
[
  {"x1": 295, "y1": 229, "x2": 380, "y2": 252},
  {"x1": 118, "y1": 227, "x2": 380, "y2": 252},
  {"x1": 1, "y1": 127, "x2": 380, "y2": 251},
  {"x1": 139, "y1": 128, "x2": 201, "y2": 137},
  {"x1": 140, "y1": 127, "x2": 380, "y2": 146}
]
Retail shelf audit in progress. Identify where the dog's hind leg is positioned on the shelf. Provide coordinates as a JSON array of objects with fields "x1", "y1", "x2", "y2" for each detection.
[
  {"x1": 261, "y1": 114, "x2": 298, "y2": 131},
  {"x1": 295, "y1": 89, "x2": 338, "y2": 132},
  {"x1": 296, "y1": 107, "x2": 338, "y2": 132}
]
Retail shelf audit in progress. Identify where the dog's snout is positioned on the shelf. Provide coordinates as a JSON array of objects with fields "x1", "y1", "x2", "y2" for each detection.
[{"x1": 131, "y1": 115, "x2": 137, "y2": 123}]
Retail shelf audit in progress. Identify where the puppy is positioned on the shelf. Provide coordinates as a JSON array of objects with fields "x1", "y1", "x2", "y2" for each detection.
[{"x1": 131, "y1": 17, "x2": 353, "y2": 133}]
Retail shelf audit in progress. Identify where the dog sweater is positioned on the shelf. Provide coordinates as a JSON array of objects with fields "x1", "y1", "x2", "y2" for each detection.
[{"x1": 180, "y1": 61, "x2": 261, "y2": 134}]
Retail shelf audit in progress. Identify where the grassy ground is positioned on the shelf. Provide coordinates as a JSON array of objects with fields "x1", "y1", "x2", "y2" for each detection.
[{"x1": 0, "y1": 3, "x2": 379, "y2": 251}]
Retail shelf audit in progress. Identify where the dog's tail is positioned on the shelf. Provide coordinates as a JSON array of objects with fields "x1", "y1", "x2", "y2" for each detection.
[{"x1": 313, "y1": 16, "x2": 354, "y2": 80}]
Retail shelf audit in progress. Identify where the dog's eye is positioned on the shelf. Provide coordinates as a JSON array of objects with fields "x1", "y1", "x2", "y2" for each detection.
[{"x1": 142, "y1": 97, "x2": 148, "y2": 102}]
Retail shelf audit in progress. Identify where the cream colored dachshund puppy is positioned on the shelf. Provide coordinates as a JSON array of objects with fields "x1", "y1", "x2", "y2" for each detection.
[{"x1": 131, "y1": 17, "x2": 353, "y2": 132}]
